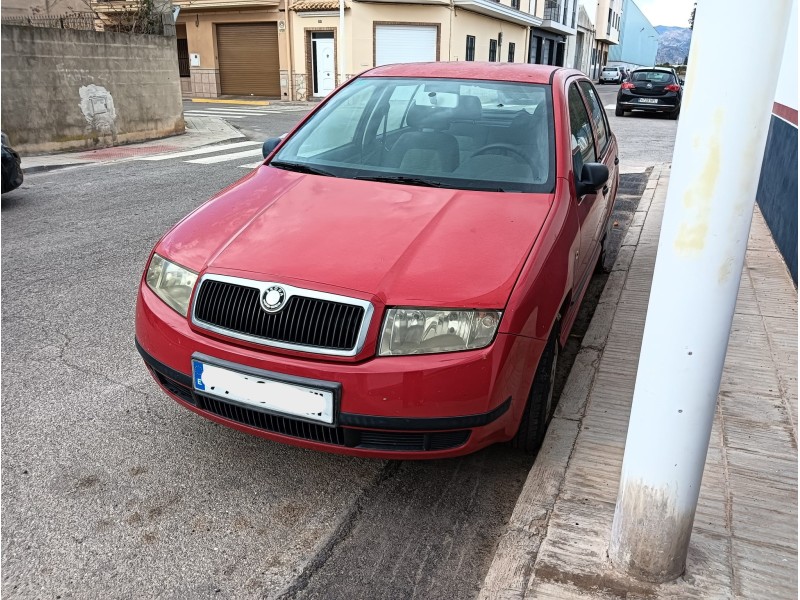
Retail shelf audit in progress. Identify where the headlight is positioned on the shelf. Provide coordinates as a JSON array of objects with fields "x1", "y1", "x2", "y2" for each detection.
[
  {"x1": 145, "y1": 254, "x2": 198, "y2": 317},
  {"x1": 378, "y1": 308, "x2": 502, "y2": 356}
]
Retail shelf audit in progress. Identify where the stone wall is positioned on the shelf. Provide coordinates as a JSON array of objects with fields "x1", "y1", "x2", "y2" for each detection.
[{"x1": 1, "y1": 25, "x2": 184, "y2": 154}]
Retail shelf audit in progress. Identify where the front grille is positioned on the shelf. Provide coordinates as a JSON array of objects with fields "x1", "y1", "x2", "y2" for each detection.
[
  {"x1": 193, "y1": 279, "x2": 365, "y2": 351},
  {"x1": 358, "y1": 430, "x2": 470, "y2": 451},
  {"x1": 200, "y1": 394, "x2": 347, "y2": 445}
]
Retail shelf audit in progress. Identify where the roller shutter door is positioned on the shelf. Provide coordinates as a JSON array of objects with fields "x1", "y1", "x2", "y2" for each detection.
[
  {"x1": 217, "y1": 23, "x2": 280, "y2": 97},
  {"x1": 375, "y1": 25, "x2": 437, "y2": 66}
]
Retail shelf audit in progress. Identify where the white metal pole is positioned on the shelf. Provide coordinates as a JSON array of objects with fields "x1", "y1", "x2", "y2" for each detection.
[
  {"x1": 608, "y1": 0, "x2": 793, "y2": 583},
  {"x1": 338, "y1": 0, "x2": 345, "y2": 85}
]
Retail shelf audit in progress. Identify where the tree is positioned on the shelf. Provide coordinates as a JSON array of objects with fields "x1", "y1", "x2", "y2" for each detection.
[{"x1": 689, "y1": 3, "x2": 697, "y2": 30}]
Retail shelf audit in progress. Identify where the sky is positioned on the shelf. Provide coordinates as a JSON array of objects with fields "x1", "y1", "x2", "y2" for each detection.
[
  {"x1": 634, "y1": 0, "x2": 695, "y2": 27},
  {"x1": 579, "y1": 0, "x2": 695, "y2": 28}
]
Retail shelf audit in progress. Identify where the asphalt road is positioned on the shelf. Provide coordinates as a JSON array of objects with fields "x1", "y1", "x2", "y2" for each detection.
[{"x1": 2, "y1": 90, "x2": 676, "y2": 599}]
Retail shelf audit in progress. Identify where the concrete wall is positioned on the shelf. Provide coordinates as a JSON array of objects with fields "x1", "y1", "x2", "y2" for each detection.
[{"x1": 1, "y1": 25, "x2": 184, "y2": 154}]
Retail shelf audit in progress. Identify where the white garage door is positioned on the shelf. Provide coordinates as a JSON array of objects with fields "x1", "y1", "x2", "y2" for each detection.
[{"x1": 375, "y1": 25, "x2": 438, "y2": 66}]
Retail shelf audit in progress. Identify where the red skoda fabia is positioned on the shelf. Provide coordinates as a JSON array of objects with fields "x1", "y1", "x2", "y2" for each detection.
[{"x1": 136, "y1": 63, "x2": 618, "y2": 459}]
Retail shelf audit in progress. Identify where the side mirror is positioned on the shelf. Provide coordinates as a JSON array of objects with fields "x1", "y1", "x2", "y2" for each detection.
[
  {"x1": 262, "y1": 137, "x2": 282, "y2": 158},
  {"x1": 576, "y1": 162, "x2": 609, "y2": 196}
]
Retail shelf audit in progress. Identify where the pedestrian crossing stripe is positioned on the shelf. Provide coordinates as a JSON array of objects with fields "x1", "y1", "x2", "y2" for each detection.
[
  {"x1": 135, "y1": 141, "x2": 268, "y2": 168},
  {"x1": 137, "y1": 141, "x2": 261, "y2": 161},
  {"x1": 186, "y1": 148, "x2": 263, "y2": 165}
]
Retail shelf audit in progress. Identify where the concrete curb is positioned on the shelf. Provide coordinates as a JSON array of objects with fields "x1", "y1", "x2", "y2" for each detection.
[
  {"x1": 23, "y1": 162, "x2": 93, "y2": 174},
  {"x1": 21, "y1": 117, "x2": 246, "y2": 173},
  {"x1": 478, "y1": 164, "x2": 665, "y2": 600}
]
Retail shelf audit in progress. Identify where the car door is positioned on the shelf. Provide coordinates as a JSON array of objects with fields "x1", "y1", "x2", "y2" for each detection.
[
  {"x1": 578, "y1": 80, "x2": 618, "y2": 265},
  {"x1": 566, "y1": 80, "x2": 600, "y2": 291}
]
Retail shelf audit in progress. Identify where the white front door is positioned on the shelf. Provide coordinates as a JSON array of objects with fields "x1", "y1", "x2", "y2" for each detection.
[{"x1": 313, "y1": 35, "x2": 335, "y2": 97}]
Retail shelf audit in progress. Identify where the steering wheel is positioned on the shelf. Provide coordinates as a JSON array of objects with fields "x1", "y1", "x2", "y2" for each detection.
[{"x1": 470, "y1": 143, "x2": 530, "y2": 164}]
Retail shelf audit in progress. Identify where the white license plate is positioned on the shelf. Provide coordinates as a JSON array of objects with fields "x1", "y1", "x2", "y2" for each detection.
[
  {"x1": 639, "y1": 98, "x2": 659, "y2": 104},
  {"x1": 192, "y1": 360, "x2": 334, "y2": 424}
]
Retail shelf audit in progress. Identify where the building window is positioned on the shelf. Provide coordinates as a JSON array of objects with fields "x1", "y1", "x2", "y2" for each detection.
[
  {"x1": 508, "y1": 42, "x2": 516, "y2": 62},
  {"x1": 465, "y1": 35, "x2": 476, "y2": 61},
  {"x1": 489, "y1": 39, "x2": 497, "y2": 62},
  {"x1": 511, "y1": 0, "x2": 520, "y2": 8},
  {"x1": 607, "y1": 8, "x2": 612, "y2": 34}
]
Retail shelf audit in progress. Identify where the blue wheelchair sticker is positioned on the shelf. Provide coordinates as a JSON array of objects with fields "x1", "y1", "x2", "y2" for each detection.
[{"x1": 192, "y1": 360, "x2": 205, "y2": 391}]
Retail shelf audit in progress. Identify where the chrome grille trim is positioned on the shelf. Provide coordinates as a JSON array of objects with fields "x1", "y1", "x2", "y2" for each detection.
[{"x1": 191, "y1": 274, "x2": 374, "y2": 357}]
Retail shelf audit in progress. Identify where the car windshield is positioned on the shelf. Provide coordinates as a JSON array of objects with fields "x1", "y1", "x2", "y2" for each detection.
[
  {"x1": 632, "y1": 70, "x2": 674, "y2": 83},
  {"x1": 602, "y1": 68, "x2": 617, "y2": 72},
  {"x1": 270, "y1": 77, "x2": 555, "y2": 193}
]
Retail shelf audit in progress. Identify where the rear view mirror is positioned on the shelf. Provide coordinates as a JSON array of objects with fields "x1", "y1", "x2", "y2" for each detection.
[
  {"x1": 262, "y1": 137, "x2": 282, "y2": 158},
  {"x1": 576, "y1": 163, "x2": 609, "y2": 196}
]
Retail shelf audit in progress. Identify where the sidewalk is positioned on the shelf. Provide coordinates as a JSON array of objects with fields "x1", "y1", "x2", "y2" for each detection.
[
  {"x1": 481, "y1": 164, "x2": 798, "y2": 599},
  {"x1": 21, "y1": 116, "x2": 244, "y2": 173}
]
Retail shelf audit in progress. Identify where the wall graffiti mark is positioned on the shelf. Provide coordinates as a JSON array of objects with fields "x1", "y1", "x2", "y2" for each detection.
[{"x1": 78, "y1": 84, "x2": 118, "y2": 145}]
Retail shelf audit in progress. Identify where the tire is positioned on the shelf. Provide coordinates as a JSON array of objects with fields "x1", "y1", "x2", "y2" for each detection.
[
  {"x1": 595, "y1": 233, "x2": 611, "y2": 274},
  {"x1": 615, "y1": 105, "x2": 624, "y2": 117},
  {"x1": 511, "y1": 318, "x2": 560, "y2": 454},
  {"x1": 669, "y1": 109, "x2": 680, "y2": 120},
  {"x1": 599, "y1": 80, "x2": 604, "y2": 85}
]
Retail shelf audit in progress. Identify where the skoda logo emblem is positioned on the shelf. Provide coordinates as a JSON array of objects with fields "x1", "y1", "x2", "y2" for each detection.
[{"x1": 261, "y1": 285, "x2": 286, "y2": 312}]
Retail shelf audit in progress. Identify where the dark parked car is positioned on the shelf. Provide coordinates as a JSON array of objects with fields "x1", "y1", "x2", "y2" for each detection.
[
  {"x1": 1, "y1": 132, "x2": 23, "y2": 193},
  {"x1": 615, "y1": 67, "x2": 682, "y2": 119}
]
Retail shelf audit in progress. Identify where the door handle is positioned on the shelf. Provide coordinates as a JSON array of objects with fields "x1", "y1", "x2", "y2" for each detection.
[
  {"x1": 614, "y1": 156, "x2": 619, "y2": 165},
  {"x1": 602, "y1": 185, "x2": 609, "y2": 195}
]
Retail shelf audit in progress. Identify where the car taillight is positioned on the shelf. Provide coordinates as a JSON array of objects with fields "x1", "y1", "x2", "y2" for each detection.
[
  {"x1": 665, "y1": 84, "x2": 680, "y2": 92},
  {"x1": 621, "y1": 82, "x2": 635, "y2": 89}
]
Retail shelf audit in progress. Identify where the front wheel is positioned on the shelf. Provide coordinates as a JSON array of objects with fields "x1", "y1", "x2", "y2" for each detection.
[{"x1": 511, "y1": 318, "x2": 560, "y2": 454}]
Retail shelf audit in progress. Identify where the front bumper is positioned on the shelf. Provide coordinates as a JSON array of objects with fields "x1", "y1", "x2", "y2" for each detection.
[{"x1": 136, "y1": 284, "x2": 543, "y2": 459}]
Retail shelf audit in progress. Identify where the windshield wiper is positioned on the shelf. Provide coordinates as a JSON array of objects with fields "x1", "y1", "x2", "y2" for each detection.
[
  {"x1": 353, "y1": 175, "x2": 446, "y2": 188},
  {"x1": 270, "y1": 161, "x2": 335, "y2": 177}
]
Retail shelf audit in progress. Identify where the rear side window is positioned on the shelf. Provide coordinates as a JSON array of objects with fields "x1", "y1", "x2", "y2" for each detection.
[
  {"x1": 578, "y1": 81, "x2": 609, "y2": 155},
  {"x1": 567, "y1": 83, "x2": 596, "y2": 176}
]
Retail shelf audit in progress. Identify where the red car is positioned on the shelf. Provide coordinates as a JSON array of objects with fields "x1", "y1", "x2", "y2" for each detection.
[{"x1": 136, "y1": 63, "x2": 618, "y2": 459}]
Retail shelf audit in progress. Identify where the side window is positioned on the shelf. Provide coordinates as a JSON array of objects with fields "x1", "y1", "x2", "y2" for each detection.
[
  {"x1": 578, "y1": 81, "x2": 610, "y2": 155},
  {"x1": 567, "y1": 83, "x2": 596, "y2": 176}
]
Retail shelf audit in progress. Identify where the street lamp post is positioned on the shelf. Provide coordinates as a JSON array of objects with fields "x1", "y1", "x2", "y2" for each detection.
[{"x1": 608, "y1": 0, "x2": 794, "y2": 583}]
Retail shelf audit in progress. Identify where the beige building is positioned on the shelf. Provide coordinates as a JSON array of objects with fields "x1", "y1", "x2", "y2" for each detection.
[
  {"x1": 91, "y1": 0, "x2": 543, "y2": 99},
  {"x1": 590, "y1": 0, "x2": 621, "y2": 79}
]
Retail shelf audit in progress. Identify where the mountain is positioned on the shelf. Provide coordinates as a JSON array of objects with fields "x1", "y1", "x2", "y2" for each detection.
[{"x1": 655, "y1": 26, "x2": 692, "y2": 65}]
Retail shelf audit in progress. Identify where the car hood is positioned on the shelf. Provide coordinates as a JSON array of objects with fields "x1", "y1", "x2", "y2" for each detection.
[{"x1": 157, "y1": 167, "x2": 553, "y2": 308}]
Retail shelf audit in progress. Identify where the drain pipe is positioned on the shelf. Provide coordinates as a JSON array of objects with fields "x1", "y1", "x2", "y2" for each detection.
[{"x1": 608, "y1": 0, "x2": 793, "y2": 583}]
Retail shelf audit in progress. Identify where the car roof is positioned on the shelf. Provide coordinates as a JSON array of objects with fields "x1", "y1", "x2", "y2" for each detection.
[{"x1": 363, "y1": 62, "x2": 562, "y2": 85}]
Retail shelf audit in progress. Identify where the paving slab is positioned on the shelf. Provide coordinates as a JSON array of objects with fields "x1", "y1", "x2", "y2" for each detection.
[{"x1": 481, "y1": 164, "x2": 798, "y2": 599}]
